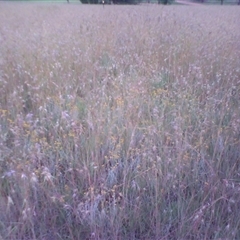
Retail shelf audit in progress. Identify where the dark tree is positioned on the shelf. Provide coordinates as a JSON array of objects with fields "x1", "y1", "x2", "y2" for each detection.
[{"x1": 80, "y1": 0, "x2": 98, "y2": 3}]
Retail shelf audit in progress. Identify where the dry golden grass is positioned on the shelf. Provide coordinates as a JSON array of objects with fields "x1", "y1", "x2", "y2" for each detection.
[{"x1": 0, "y1": 2, "x2": 240, "y2": 239}]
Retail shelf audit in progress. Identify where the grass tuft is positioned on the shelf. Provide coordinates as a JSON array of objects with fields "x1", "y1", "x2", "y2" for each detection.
[{"x1": 0, "y1": 3, "x2": 240, "y2": 239}]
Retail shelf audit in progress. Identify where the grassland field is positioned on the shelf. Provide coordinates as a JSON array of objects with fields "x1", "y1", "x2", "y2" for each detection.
[{"x1": 0, "y1": 3, "x2": 240, "y2": 240}]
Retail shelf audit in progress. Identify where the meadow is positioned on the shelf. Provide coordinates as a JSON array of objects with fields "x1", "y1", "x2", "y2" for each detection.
[{"x1": 0, "y1": 3, "x2": 240, "y2": 239}]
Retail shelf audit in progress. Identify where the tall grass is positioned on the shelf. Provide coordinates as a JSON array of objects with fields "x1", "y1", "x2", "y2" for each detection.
[{"x1": 0, "y1": 3, "x2": 240, "y2": 239}]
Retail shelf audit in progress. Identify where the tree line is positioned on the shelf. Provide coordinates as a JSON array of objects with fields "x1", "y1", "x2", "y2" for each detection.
[{"x1": 68, "y1": 0, "x2": 240, "y2": 4}]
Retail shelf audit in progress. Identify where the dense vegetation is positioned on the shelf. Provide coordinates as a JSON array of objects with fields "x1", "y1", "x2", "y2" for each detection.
[{"x1": 0, "y1": 3, "x2": 240, "y2": 240}]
